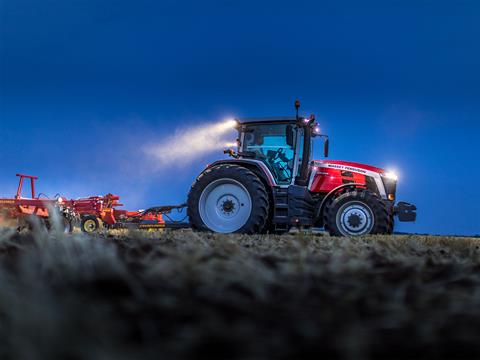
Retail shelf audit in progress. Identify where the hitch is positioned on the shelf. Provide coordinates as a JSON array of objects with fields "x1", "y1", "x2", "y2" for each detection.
[
  {"x1": 394, "y1": 201, "x2": 417, "y2": 222},
  {"x1": 224, "y1": 148, "x2": 239, "y2": 158}
]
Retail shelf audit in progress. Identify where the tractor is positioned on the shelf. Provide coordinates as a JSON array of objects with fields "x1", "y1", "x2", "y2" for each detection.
[{"x1": 187, "y1": 101, "x2": 416, "y2": 236}]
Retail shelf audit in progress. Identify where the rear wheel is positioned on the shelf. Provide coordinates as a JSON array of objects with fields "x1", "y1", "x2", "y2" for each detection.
[
  {"x1": 81, "y1": 215, "x2": 100, "y2": 233},
  {"x1": 188, "y1": 164, "x2": 269, "y2": 233},
  {"x1": 324, "y1": 189, "x2": 389, "y2": 236}
]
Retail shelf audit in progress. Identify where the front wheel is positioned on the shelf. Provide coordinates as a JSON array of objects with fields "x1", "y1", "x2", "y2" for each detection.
[
  {"x1": 324, "y1": 189, "x2": 390, "y2": 236},
  {"x1": 187, "y1": 164, "x2": 269, "y2": 234}
]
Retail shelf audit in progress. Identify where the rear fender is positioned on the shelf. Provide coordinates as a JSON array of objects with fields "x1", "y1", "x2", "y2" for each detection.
[{"x1": 207, "y1": 160, "x2": 276, "y2": 187}]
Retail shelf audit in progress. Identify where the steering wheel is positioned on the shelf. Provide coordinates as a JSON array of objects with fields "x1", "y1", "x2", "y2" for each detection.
[
  {"x1": 273, "y1": 148, "x2": 286, "y2": 161},
  {"x1": 269, "y1": 148, "x2": 292, "y2": 180}
]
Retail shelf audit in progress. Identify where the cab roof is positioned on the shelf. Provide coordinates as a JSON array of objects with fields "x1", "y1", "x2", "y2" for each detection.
[{"x1": 235, "y1": 116, "x2": 298, "y2": 125}]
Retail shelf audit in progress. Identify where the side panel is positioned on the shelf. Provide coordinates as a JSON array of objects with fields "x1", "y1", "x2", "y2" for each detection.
[
  {"x1": 309, "y1": 167, "x2": 366, "y2": 193},
  {"x1": 309, "y1": 162, "x2": 387, "y2": 199}
]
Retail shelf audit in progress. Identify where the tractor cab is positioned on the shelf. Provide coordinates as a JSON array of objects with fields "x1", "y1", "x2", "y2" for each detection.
[
  {"x1": 234, "y1": 115, "x2": 328, "y2": 186},
  {"x1": 237, "y1": 118, "x2": 299, "y2": 185}
]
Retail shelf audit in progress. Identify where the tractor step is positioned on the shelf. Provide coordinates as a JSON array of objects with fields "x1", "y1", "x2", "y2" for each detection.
[
  {"x1": 273, "y1": 187, "x2": 289, "y2": 227},
  {"x1": 272, "y1": 185, "x2": 315, "y2": 231}
]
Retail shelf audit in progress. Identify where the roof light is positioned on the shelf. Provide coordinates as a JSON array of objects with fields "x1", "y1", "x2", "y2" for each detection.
[{"x1": 219, "y1": 118, "x2": 238, "y2": 130}]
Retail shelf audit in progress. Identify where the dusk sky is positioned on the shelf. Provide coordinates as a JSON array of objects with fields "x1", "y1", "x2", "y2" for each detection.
[{"x1": 1, "y1": 0, "x2": 479, "y2": 235}]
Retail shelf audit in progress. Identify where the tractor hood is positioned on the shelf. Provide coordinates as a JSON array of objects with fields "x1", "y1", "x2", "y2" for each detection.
[{"x1": 313, "y1": 160, "x2": 386, "y2": 175}]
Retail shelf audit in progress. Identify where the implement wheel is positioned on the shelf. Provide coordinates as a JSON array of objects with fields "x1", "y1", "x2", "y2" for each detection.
[
  {"x1": 187, "y1": 164, "x2": 268, "y2": 234},
  {"x1": 81, "y1": 215, "x2": 100, "y2": 233}
]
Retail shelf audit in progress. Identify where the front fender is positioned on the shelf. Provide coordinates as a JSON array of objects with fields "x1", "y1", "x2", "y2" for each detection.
[{"x1": 315, "y1": 183, "x2": 366, "y2": 225}]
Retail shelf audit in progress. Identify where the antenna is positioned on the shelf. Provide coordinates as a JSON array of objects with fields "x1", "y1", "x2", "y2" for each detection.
[{"x1": 295, "y1": 99, "x2": 300, "y2": 121}]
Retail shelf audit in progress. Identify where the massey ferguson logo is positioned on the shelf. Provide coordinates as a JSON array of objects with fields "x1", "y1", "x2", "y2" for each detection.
[{"x1": 325, "y1": 163, "x2": 367, "y2": 174}]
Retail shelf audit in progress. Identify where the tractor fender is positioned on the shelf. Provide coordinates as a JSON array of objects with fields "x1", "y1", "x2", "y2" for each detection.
[
  {"x1": 206, "y1": 159, "x2": 277, "y2": 187},
  {"x1": 315, "y1": 183, "x2": 365, "y2": 225}
]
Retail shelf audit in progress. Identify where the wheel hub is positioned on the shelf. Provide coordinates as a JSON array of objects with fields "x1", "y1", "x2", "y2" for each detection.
[
  {"x1": 347, "y1": 213, "x2": 362, "y2": 228},
  {"x1": 336, "y1": 202, "x2": 374, "y2": 236},
  {"x1": 217, "y1": 196, "x2": 240, "y2": 217},
  {"x1": 84, "y1": 219, "x2": 97, "y2": 232},
  {"x1": 221, "y1": 198, "x2": 235, "y2": 213}
]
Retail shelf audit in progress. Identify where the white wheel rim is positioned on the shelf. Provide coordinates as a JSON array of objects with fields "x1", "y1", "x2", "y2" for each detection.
[
  {"x1": 198, "y1": 178, "x2": 252, "y2": 233},
  {"x1": 336, "y1": 201, "x2": 374, "y2": 236}
]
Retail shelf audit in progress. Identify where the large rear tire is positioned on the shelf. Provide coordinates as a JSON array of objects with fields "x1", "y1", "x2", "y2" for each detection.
[
  {"x1": 187, "y1": 164, "x2": 269, "y2": 234},
  {"x1": 324, "y1": 189, "x2": 389, "y2": 236}
]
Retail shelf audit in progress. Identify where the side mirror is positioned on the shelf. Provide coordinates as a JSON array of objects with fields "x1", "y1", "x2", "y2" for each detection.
[
  {"x1": 286, "y1": 125, "x2": 294, "y2": 146},
  {"x1": 324, "y1": 138, "x2": 329, "y2": 157}
]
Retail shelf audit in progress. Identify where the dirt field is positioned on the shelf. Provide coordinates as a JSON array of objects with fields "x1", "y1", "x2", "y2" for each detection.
[{"x1": 0, "y1": 225, "x2": 479, "y2": 359}]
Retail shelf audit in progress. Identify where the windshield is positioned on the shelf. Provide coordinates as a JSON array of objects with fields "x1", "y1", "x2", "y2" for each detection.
[{"x1": 241, "y1": 123, "x2": 296, "y2": 184}]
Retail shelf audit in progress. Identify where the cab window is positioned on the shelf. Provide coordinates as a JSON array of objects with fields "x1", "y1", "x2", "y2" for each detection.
[{"x1": 242, "y1": 124, "x2": 295, "y2": 184}]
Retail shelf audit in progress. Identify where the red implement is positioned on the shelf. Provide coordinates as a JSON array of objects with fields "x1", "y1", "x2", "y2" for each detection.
[{"x1": 0, "y1": 174, "x2": 188, "y2": 233}]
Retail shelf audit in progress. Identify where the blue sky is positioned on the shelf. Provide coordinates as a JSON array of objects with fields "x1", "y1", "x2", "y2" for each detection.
[{"x1": 1, "y1": 0, "x2": 479, "y2": 235}]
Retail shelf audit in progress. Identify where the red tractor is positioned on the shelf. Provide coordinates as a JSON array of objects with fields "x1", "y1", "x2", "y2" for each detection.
[{"x1": 187, "y1": 101, "x2": 416, "y2": 236}]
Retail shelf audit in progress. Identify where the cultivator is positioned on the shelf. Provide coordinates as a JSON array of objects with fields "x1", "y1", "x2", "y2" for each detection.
[
  {"x1": 0, "y1": 174, "x2": 189, "y2": 233},
  {"x1": 74, "y1": 194, "x2": 189, "y2": 233}
]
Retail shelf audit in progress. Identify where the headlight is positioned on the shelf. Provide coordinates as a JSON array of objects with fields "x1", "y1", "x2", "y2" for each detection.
[
  {"x1": 380, "y1": 171, "x2": 398, "y2": 201},
  {"x1": 383, "y1": 171, "x2": 398, "y2": 181}
]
